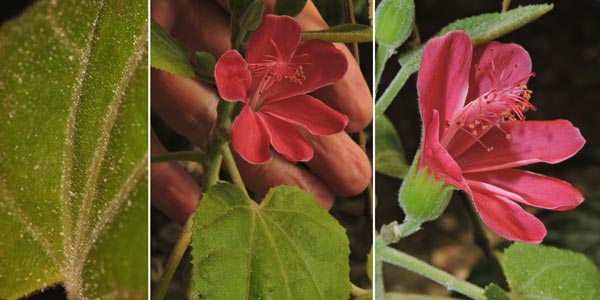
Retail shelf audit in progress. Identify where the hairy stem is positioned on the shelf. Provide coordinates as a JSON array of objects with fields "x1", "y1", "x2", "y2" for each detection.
[
  {"x1": 154, "y1": 101, "x2": 235, "y2": 300},
  {"x1": 377, "y1": 242, "x2": 485, "y2": 300},
  {"x1": 375, "y1": 65, "x2": 416, "y2": 119},
  {"x1": 375, "y1": 257, "x2": 385, "y2": 300},
  {"x1": 221, "y1": 144, "x2": 248, "y2": 197},
  {"x1": 152, "y1": 213, "x2": 194, "y2": 300},
  {"x1": 502, "y1": 0, "x2": 511, "y2": 12},
  {"x1": 151, "y1": 150, "x2": 204, "y2": 164},
  {"x1": 201, "y1": 101, "x2": 235, "y2": 190},
  {"x1": 375, "y1": 45, "x2": 392, "y2": 88},
  {"x1": 350, "y1": 282, "x2": 371, "y2": 297}
]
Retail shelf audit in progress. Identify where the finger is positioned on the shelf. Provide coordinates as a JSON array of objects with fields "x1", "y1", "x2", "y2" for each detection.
[
  {"x1": 233, "y1": 149, "x2": 336, "y2": 209},
  {"x1": 306, "y1": 132, "x2": 372, "y2": 196},
  {"x1": 151, "y1": 69, "x2": 218, "y2": 146},
  {"x1": 152, "y1": 0, "x2": 231, "y2": 58},
  {"x1": 296, "y1": 1, "x2": 372, "y2": 133},
  {"x1": 151, "y1": 130, "x2": 201, "y2": 224}
]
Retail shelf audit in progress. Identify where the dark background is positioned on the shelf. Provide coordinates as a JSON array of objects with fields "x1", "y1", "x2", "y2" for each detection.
[{"x1": 376, "y1": 0, "x2": 600, "y2": 295}]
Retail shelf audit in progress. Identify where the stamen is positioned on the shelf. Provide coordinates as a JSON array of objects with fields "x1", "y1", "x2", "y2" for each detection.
[{"x1": 245, "y1": 40, "x2": 312, "y2": 111}]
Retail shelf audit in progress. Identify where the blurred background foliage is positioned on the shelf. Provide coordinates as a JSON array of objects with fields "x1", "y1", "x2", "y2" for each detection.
[{"x1": 376, "y1": 0, "x2": 600, "y2": 296}]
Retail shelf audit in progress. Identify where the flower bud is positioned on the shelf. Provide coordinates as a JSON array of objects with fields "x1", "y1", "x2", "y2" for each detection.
[
  {"x1": 398, "y1": 153, "x2": 454, "y2": 223},
  {"x1": 375, "y1": 0, "x2": 415, "y2": 49}
]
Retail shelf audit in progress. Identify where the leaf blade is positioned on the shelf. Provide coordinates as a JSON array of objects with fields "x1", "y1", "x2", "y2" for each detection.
[
  {"x1": 375, "y1": 115, "x2": 409, "y2": 179},
  {"x1": 191, "y1": 183, "x2": 351, "y2": 300},
  {"x1": 150, "y1": 19, "x2": 195, "y2": 77},
  {"x1": 0, "y1": 0, "x2": 148, "y2": 298},
  {"x1": 503, "y1": 243, "x2": 600, "y2": 300}
]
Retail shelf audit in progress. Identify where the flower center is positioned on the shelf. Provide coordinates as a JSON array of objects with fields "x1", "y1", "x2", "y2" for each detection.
[
  {"x1": 246, "y1": 39, "x2": 309, "y2": 111},
  {"x1": 442, "y1": 66, "x2": 535, "y2": 152}
]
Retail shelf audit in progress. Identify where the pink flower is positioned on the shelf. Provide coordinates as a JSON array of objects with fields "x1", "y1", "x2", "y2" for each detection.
[
  {"x1": 417, "y1": 30, "x2": 585, "y2": 243},
  {"x1": 214, "y1": 14, "x2": 349, "y2": 164}
]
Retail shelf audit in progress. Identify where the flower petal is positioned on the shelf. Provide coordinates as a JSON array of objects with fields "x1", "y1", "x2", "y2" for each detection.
[
  {"x1": 231, "y1": 105, "x2": 271, "y2": 164},
  {"x1": 456, "y1": 120, "x2": 585, "y2": 173},
  {"x1": 246, "y1": 14, "x2": 301, "y2": 65},
  {"x1": 214, "y1": 50, "x2": 252, "y2": 102},
  {"x1": 465, "y1": 169, "x2": 583, "y2": 211},
  {"x1": 419, "y1": 110, "x2": 467, "y2": 190},
  {"x1": 418, "y1": 30, "x2": 472, "y2": 136},
  {"x1": 261, "y1": 94, "x2": 348, "y2": 135},
  {"x1": 260, "y1": 113, "x2": 313, "y2": 162},
  {"x1": 466, "y1": 42, "x2": 532, "y2": 102},
  {"x1": 263, "y1": 39, "x2": 348, "y2": 101},
  {"x1": 470, "y1": 186, "x2": 546, "y2": 243}
]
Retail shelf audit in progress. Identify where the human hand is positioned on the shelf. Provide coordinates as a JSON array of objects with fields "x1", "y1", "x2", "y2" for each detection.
[{"x1": 151, "y1": 0, "x2": 372, "y2": 224}]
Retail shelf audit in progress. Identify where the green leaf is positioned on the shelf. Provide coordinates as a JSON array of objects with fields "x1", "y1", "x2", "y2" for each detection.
[
  {"x1": 375, "y1": 115, "x2": 408, "y2": 179},
  {"x1": 541, "y1": 198, "x2": 600, "y2": 266},
  {"x1": 375, "y1": 0, "x2": 415, "y2": 49},
  {"x1": 302, "y1": 24, "x2": 373, "y2": 43},
  {"x1": 375, "y1": 4, "x2": 553, "y2": 118},
  {"x1": 275, "y1": 0, "x2": 308, "y2": 18},
  {"x1": 484, "y1": 283, "x2": 511, "y2": 300},
  {"x1": 191, "y1": 183, "x2": 350, "y2": 300},
  {"x1": 367, "y1": 247, "x2": 374, "y2": 282},
  {"x1": 194, "y1": 51, "x2": 216, "y2": 84},
  {"x1": 150, "y1": 19, "x2": 195, "y2": 77},
  {"x1": 239, "y1": 0, "x2": 264, "y2": 32},
  {"x1": 0, "y1": 0, "x2": 148, "y2": 299},
  {"x1": 502, "y1": 243, "x2": 600, "y2": 300},
  {"x1": 399, "y1": 4, "x2": 553, "y2": 70}
]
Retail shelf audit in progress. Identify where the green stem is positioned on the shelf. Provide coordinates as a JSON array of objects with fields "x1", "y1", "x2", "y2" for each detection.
[
  {"x1": 221, "y1": 144, "x2": 248, "y2": 197},
  {"x1": 355, "y1": 131, "x2": 374, "y2": 219},
  {"x1": 378, "y1": 219, "x2": 422, "y2": 246},
  {"x1": 375, "y1": 257, "x2": 385, "y2": 300},
  {"x1": 350, "y1": 283, "x2": 370, "y2": 297},
  {"x1": 375, "y1": 45, "x2": 392, "y2": 88},
  {"x1": 375, "y1": 65, "x2": 416, "y2": 119},
  {"x1": 151, "y1": 150, "x2": 204, "y2": 164},
  {"x1": 344, "y1": 0, "x2": 360, "y2": 63},
  {"x1": 152, "y1": 213, "x2": 194, "y2": 300},
  {"x1": 377, "y1": 242, "x2": 485, "y2": 300},
  {"x1": 155, "y1": 101, "x2": 235, "y2": 300},
  {"x1": 502, "y1": 0, "x2": 511, "y2": 12},
  {"x1": 201, "y1": 101, "x2": 235, "y2": 190}
]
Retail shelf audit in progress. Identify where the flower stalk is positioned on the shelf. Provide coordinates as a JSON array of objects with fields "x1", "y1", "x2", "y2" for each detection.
[
  {"x1": 376, "y1": 240, "x2": 486, "y2": 300},
  {"x1": 152, "y1": 212, "x2": 195, "y2": 300}
]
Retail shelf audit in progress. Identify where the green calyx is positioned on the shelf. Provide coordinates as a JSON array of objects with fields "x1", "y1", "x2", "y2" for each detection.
[{"x1": 398, "y1": 152, "x2": 454, "y2": 224}]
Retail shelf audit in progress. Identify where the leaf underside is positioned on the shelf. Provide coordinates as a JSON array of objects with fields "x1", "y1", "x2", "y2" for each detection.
[
  {"x1": 399, "y1": 4, "x2": 553, "y2": 71},
  {"x1": 503, "y1": 243, "x2": 600, "y2": 300},
  {"x1": 191, "y1": 183, "x2": 351, "y2": 300},
  {"x1": 0, "y1": 0, "x2": 148, "y2": 299}
]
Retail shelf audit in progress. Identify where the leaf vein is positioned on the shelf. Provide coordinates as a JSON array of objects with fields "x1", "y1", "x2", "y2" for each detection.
[
  {"x1": 261, "y1": 208, "x2": 339, "y2": 233},
  {"x1": 256, "y1": 213, "x2": 294, "y2": 300},
  {"x1": 0, "y1": 178, "x2": 60, "y2": 265},
  {"x1": 77, "y1": 153, "x2": 148, "y2": 265},
  {"x1": 245, "y1": 211, "x2": 257, "y2": 300},
  {"x1": 60, "y1": 0, "x2": 106, "y2": 277},
  {"x1": 73, "y1": 19, "x2": 148, "y2": 258},
  {"x1": 520, "y1": 262, "x2": 578, "y2": 290},
  {"x1": 262, "y1": 213, "x2": 325, "y2": 300}
]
